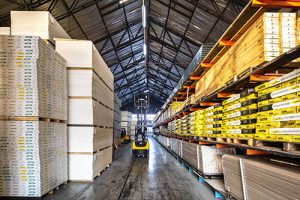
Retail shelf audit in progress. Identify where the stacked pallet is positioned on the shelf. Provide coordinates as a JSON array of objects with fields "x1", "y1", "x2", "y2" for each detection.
[
  {"x1": 121, "y1": 111, "x2": 132, "y2": 136},
  {"x1": 114, "y1": 95, "x2": 122, "y2": 145},
  {"x1": 222, "y1": 89, "x2": 257, "y2": 139},
  {"x1": 181, "y1": 115, "x2": 188, "y2": 135},
  {"x1": 255, "y1": 68, "x2": 300, "y2": 142},
  {"x1": 55, "y1": 39, "x2": 114, "y2": 182},
  {"x1": 187, "y1": 110, "x2": 205, "y2": 136},
  {"x1": 0, "y1": 35, "x2": 68, "y2": 197},
  {"x1": 178, "y1": 141, "x2": 236, "y2": 175},
  {"x1": 195, "y1": 12, "x2": 299, "y2": 99},
  {"x1": 203, "y1": 104, "x2": 223, "y2": 136},
  {"x1": 175, "y1": 119, "x2": 182, "y2": 135},
  {"x1": 222, "y1": 155, "x2": 300, "y2": 200}
]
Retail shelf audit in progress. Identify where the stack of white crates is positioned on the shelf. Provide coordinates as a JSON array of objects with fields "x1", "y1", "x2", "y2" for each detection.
[
  {"x1": 121, "y1": 111, "x2": 132, "y2": 136},
  {"x1": 0, "y1": 35, "x2": 68, "y2": 197},
  {"x1": 55, "y1": 39, "x2": 114, "y2": 182},
  {"x1": 130, "y1": 119, "x2": 137, "y2": 140},
  {"x1": 114, "y1": 95, "x2": 122, "y2": 145}
]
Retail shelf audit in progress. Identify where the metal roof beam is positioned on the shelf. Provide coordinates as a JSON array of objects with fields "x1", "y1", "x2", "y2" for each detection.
[
  {"x1": 102, "y1": 34, "x2": 144, "y2": 56},
  {"x1": 149, "y1": 49, "x2": 186, "y2": 70},
  {"x1": 115, "y1": 75, "x2": 145, "y2": 92},
  {"x1": 149, "y1": 17, "x2": 201, "y2": 47},
  {"x1": 114, "y1": 57, "x2": 145, "y2": 77},
  {"x1": 115, "y1": 65, "x2": 144, "y2": 81},
  {"x1": 149, "y1": 35, "x2": 193, "y2": 59}
]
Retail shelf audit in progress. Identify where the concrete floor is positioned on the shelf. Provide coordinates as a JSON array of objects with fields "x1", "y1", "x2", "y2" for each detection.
[{"x1": 44, "y1": 137, "x2": 216, "y2": 200}]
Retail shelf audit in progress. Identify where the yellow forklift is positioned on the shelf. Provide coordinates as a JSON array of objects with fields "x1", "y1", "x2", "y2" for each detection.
[
  {"x1": 120, "y1": 128, "x2": 131, "y2": 144},
  {"x1": 132, "y1": 93, "x2": 150, "y2": 157}
]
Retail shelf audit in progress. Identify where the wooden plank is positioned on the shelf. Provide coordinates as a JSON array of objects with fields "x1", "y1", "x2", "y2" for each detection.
[
  {"x1": 217, "y1": 92, "x2": 236, "y2": 98},
  {"x1": 190, "y1": 76, "x2": 202, "y2": 80},
  {"x1": 250, "y1": 74, "x2": 282, "y2": 82},
  {"x1": 252, "y1": 0, "x2": 300, "y2": 8},
  {"x1": 200, "y1": 102, "x2": 218, "y2": 107},
  {"x1": 183, "y1": 85, "x2": 196, "y2": 89},
  {"x1": 219, "y1": 40, "x2": 235, "y2": 46}
]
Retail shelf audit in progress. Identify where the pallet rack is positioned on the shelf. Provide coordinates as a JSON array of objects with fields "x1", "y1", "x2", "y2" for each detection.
[{"x1": 153, "y1": 3, "x2": 300, "y2": 199}]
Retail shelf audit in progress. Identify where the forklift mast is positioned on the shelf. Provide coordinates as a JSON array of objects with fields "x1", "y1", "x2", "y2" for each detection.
[{"x1": 134, "y1": 93, "x2": 149, "y2": 141}]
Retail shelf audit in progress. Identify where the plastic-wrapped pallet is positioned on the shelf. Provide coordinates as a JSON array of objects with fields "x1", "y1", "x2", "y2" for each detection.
[
  {"x1": 55, "y1": 39, "x2": 114, "y2": 182},
  {"x1": 0, "y1": 36, "x2": 67, "y2": 120},
  {"x1": 130, "y1": 119, "x2": 137, "y2": 140},
  {"x1": 222, "y1": 89, "x2": 257, "y2": 139},
  {"x1": 198, "y1": 146, "x2": 235, "y2": 176},
  {"x1": 0, "y1": 35, "x2": 68, "y2": 197},
  {"x1": 204, "y1": 104, "x2": 223, "y2": 136},
  {"x1": 10, "y1": 11, "x2": 70, "y2": 42},
  {"x1": 255, "y1": 68, "x2": 300, "y2": 142},
  {"x1": 0, "y1": 121, "x2": 67, "y2": 197}
]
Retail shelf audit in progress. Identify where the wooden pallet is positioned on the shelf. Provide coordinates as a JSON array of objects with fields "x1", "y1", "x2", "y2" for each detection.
[
  {"x1": 0, "y1": 116, "x2": 66, "y2": 123},
  {"x1": 254, "y1": 140, "x2": 300, "y2": 153},
  {"x1": 47, "y1": 181, "x2": 68, "y2": 195}
]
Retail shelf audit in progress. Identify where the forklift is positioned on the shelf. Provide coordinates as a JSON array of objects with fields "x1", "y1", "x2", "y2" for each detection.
[
  {"x1": 120, "y1": 128, "x2": 131, "y2": 144},
  {"x1": 131, "y1": 93, "x2": 150, "y2": 157}
]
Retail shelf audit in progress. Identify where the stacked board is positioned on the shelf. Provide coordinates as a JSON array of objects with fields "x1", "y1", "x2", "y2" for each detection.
[
  {"x1": 0, "y1": 35, "x2": 68, "y2": 197},
  {"x1": 10, "y1": 11, "x2": 70, "y2": 42},
  {"x1": 204, "y1": 104, "x2": 223, "y2": 136},
  {"x1": 255, "y1": 68, "x2": 300, "y2": 142},
  {"x1": 195, "y1": 12, "x2": 300, "y2": 99},
  {"x1": 222, "y1": 155, "x2": 300, "y2": 200},
  {"x1": 114, "y1": 94, "x2": 122, "y2": 145},
  {"x1": 187, "y1": 110, "x2": 205, "y2": 136},
  {"x1": 223, "y1": 89, "x2": 257, "y2": 139},
  {"x1": 55, "y1": 39, "x2": 114, "y2": 182},
  {"x1": 121, "y1": 111, "x2": 132, "y2": 136}
]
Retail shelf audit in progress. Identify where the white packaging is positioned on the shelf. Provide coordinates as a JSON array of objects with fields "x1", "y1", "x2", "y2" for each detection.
[
  {"x1": 0, "y1": 27, "x2": 10, "y2": 35},
  {"x1": 10, "y1": 11, "x2": 70, "y2": 41},
  {"x1": 55, "y1": 39, "x2": 113, "y2": 91},
  {"x1": 68, "y1": 99, "x2": 114, "y2": 127},
  {"x1": 68, "y1": 146, "x2": 112, "y2": 182},
  {"x1": 68, "y1": 126, "x2": 113, "y2": 152}
]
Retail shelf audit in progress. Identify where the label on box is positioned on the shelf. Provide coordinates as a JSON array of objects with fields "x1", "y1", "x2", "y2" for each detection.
[
  {"x1": 272, "y1": 113, "x2": 300, "y2": 121},
  {"x1": 270, "y1": 128, "x2": 300, "y2": 135},
  {"x1": 271, "y1": 84, "x2": 300, "y2": 98}
]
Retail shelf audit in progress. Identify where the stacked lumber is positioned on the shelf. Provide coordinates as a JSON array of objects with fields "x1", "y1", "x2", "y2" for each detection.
[
  {"x1": 114, "y1": 94, "x2": 122, "y2": 145},
  {"x1": 0, "y1": 35, "x2": 67, "y2": 197},
  {"x1": 255, "y1": 68, "x2": 300, "y2": 142},
  {"x1": 187, "y1": 110, "x2": 205, "y2": 136},
  {"x1": 222, "y1": 155, "x2": 300, "y2": 200},
  {"x1": 175, "y1": 119, "x2": 182, "y2": 135},
  {"x1": 55, "y1": 39, "x2": 114, "y2": 182},
  {"x1": 121, "y1": 111, "x2": 132, "y2": 135},
  {"x1": 196, "y1": 12, "x2": 300, "y2": 99},
  {"x1": 203, "y1": 104, "x2": 223, "y2": 135},
  {"x1": 222, "y1": 89, "x2": 257, "y2": 139}
]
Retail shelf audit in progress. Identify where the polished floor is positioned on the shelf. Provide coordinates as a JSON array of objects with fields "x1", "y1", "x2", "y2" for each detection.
[{"x1": 44, "y1": 137, "x2": 216, "y2": 200}]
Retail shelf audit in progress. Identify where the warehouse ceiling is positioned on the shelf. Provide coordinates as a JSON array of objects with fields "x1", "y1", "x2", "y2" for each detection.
[{"x1": 0, "y1": 0, "x2": 248, "y2": 112}]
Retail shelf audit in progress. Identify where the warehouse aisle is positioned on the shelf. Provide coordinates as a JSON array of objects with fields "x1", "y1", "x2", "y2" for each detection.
[{"x1": 43, "y1": 137, "x2": 216, "y2": 200}]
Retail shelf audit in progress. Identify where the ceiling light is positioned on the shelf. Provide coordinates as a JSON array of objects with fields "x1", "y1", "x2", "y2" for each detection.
[
  {"x1": 143, "y1": 43, "x2": 147, "y2": 56},
  {"x1": 119, "y1": 0, "x2": 128, "y2": 4},
  {"x1": 142, "y1": 5, "x2": 146, "y2": 28}
]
